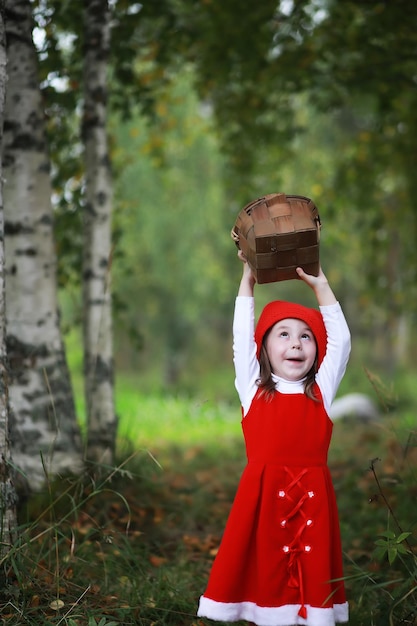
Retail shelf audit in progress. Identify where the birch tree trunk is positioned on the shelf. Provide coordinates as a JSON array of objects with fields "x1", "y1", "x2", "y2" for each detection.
[
  {"x1": 82, "y1": 0, "x2": 116, "y2": 466},
  {"x1": 0, "y1": 0, "x2": 17, "y2": 554},
  {"x1": 3, "y1": 0, "x2": 83, "y2": 491}
]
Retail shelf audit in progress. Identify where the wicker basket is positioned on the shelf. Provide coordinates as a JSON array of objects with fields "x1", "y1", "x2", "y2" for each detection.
[{"x1": 231, "y1": 193, "x2": 321, "y2": 284}]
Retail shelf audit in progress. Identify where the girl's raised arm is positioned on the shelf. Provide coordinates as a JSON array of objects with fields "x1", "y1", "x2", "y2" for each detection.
[{"x1": 237, "y1": 250, "x2": 256, "y2": 297}]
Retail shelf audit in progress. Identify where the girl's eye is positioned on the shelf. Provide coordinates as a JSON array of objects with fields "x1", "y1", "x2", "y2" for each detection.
[
  {"x1": 301, "y1": 333, "x2": 312, "y2": 340},
  {"x1": 280, "y1": 331, "x2": 289, "y2": 338}
]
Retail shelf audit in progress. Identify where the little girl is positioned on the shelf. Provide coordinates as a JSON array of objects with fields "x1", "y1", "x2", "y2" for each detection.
[{"x1": 197, "y1": 252, "x2": 351, "y2": 626}]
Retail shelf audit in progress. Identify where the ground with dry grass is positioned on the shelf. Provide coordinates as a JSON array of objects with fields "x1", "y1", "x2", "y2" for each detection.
[{"x1": 1, "y1": 399, "x2": 416, "y2": 625}]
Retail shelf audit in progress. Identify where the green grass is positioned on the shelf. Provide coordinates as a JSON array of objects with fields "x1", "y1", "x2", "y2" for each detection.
[
  {"x1": 116, "y1": 386, "x2": 241, "y2": 448},
  {"x1": 65, "y1": 327, "x2": 242, "y2": 449},
  {"x1": 4, "y1": 363, "x2": 417, "y2": 625},
  {"x1": 5, "y1": 430, "x2": 246, "y2": 625}
]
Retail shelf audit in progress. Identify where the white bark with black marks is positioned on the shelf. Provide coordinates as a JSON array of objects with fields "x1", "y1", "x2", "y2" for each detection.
[
  {"x1": 82, "y1": 0, "x2": 116, "y2": 466},
  {"x1": 0, "y1": 0, "x2": 18, "y2": 554},
  {"x1": 3, "y1": 0, "x2": 83, "y2": 491}
]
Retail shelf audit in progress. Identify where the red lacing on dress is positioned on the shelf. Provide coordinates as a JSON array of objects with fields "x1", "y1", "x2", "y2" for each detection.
[{"x1": 278, "y1": 467, "x2": 314, "y2": 619}]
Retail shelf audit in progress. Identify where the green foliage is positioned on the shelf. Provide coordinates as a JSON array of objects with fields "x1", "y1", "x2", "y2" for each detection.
[
  {"x1": 110, "y1": 68, "x2": 236, "y2": 387},
  {"x1": 373, "y1": 530, "x2": 412, "y2": 566},
  {"x1": 31, "y1": 0, "x2": 417, "y2": 385},
  {"x1": 137, "y1": 0, "x2": 302, "y2": 191}
]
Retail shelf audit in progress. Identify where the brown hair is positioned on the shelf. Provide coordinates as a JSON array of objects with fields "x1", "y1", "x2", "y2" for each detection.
[{"x1": 256, "y1": 330, "x2": 320, "y2": 402}]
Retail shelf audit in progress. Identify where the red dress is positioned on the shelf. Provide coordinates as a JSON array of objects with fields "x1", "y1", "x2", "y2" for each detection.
[{"x1": 197, "y1": 388, "x2": 348, "y2": 626}]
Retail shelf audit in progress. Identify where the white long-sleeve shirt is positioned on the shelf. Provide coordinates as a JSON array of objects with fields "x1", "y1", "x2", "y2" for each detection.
[{"x1": 233, "y1": 297, "x2": 351, "y2": 417}]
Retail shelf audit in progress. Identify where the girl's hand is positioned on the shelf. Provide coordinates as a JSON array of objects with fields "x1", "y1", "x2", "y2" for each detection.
[
  {"x1": 238, "y1": 250, "x2": 253, "y2": 272},
  {"x1": 296, "y1": 265, "x2": 337, "y2": 306},
  {"x1": 296, "y1": 265, "x2": 328, "y2": 289},
  {"x1": 237, "y1": 250, "x2": 256, "y2": 295},
  {"x1": 237, "y1": 249, "x2": 249, "y2": 264}
]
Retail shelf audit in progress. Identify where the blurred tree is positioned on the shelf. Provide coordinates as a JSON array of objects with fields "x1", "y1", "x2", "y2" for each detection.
[
  {"x1": 3, "y1": 0, "x2": 82, "y2": 491},
  {"x1": 301, "y1": 0, "x2": 417, "y2": 367},
  {"x1": 82, "y1": 0, "x2": 116, "y2": 467},
  {"x1": 0, "y1": 0, "x2": 17, "y2": 557},
  {"x1": 112, "y1": 71, "x2": 232, "y2": 388}
]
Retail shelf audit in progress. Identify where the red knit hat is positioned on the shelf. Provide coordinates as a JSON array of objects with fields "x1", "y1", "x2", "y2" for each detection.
[{"x1": 254, "y1": 300, "x2": 327, "y2": 366}]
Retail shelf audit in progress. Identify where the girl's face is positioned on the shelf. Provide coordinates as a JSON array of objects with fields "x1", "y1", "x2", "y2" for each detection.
[{"x1": 265, "y1": 318, "x2": 317, "y2": 381}]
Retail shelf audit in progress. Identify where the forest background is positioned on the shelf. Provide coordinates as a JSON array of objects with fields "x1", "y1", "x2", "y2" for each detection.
[
  {"x1": 1, "y1": 0, "x2": 417, "y2": 624},
  {"x1": 60, "y1": 0, "x2": 417, "y2": 405}
]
